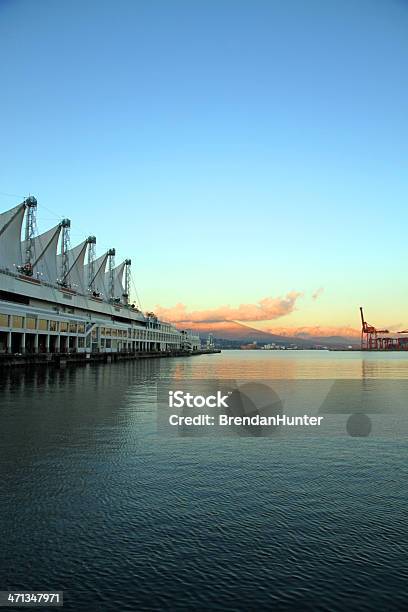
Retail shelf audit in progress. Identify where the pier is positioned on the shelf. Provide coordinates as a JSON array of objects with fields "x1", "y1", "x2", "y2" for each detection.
[
  {"x1": 0, "y1": 199, "x2": 203, "y2": 363},
  {"x1": 0, "y1": 348, "x2": 221, "y2": 368}
]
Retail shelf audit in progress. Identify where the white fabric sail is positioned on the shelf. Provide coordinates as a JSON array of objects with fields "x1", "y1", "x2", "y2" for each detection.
[
  {"x1": 0, "y1": 203, "x2": 25, "y2": 270},
  {"x1": 84, "y1": 252, "x2": 109, "y2": 295},
  {"x1": 57, "y1": 240, "x2": 87, "y2": 292},
  {"x1": 21, "y1": 224, "x2": 61, "y2": 283},
  {"x1": 104, "y1": 261, "x2": 126, "y2": 300}
]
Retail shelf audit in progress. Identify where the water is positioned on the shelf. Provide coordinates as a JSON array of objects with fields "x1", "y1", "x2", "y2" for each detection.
[{"x1": 0, "y1": 351, "x2": 408, "y2": 611}]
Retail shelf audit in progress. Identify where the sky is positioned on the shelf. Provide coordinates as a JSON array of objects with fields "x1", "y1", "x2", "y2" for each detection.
[{"x1": 1, "y1": 0, "x2": 408, "y2": 335}]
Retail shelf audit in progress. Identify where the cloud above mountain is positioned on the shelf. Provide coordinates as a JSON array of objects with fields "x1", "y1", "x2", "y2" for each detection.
[{"x1": 155, "y1": 291, "x2": 302, "y2": 324}]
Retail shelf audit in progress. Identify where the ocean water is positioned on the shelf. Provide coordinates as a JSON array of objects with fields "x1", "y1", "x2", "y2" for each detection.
[{"x1": 0, "y1": 350, "x2": 407, "y2": 611}]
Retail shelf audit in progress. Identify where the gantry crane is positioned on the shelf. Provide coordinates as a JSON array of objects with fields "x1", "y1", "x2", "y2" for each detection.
[{"x1": 360, "y1": 307, "x2": 390, "y2": 350}]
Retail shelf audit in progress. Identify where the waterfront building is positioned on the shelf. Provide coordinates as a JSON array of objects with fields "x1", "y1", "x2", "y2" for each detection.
[{"x1": 0, "y1": 198, "x2": 200, "y2": 355}]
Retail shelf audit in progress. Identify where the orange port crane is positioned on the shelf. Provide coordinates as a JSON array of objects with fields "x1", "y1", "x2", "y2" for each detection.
[{"x1": 360, "y1": 307, "x2": 390, "y2": 350}]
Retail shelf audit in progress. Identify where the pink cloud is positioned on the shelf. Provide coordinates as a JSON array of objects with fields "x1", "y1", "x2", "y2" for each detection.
[{"x1": 155, "y1": 291, "x2": 302, "y2": 324}]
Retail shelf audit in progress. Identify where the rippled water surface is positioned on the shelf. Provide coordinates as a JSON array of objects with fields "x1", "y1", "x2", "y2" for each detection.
[{"x1": 1, "y1": 351, "x2": 408, "y2": 611}]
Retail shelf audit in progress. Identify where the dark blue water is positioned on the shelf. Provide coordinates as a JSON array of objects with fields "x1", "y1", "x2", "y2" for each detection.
[{"x1": 1, "y1": 352, "x2": 408, "y2": 611}]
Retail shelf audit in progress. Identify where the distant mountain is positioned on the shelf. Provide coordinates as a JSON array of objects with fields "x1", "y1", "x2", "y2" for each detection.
[
  {"x1": 187, "y1": 321, "x2": 359, "y2": 348},
  {"x1": 301, "y1": 335, "x2": 357, "y2": 345},
  {"x1": 187, "y1": 321, "x2": 294, "y2": 342}
]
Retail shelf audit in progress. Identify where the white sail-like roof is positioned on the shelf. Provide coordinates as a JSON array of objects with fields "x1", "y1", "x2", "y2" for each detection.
[
  {"x1": 0, "y1": 203, "x2": 25, "y2": 269},
  {"x1": 104, "y1": 261, "x2": 126, "y2": 300},
  {"x1": 21, "y1": 224, "x2": 61, "y2": 283},
  {"x1": 84, "y1": 251, "x2": 109, "y2": 295},
  {"x1": 57, "y1": 239, "x2": 88, "y2": 292}
]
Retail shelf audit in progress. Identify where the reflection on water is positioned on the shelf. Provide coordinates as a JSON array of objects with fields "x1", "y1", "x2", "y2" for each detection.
[
  {"x1": 0, "y1": 351, "x2": 408, "y2": 611},
  {"x1": 170, "y1": 349, "x2": 408, "y2": 379}
]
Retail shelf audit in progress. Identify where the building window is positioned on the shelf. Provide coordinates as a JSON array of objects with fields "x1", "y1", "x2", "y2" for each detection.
[
  {"x1": 0, "y1": 313, "x2": 8, "y2": 327},
  {"x1": 78, "y1": 337, "x2": 85, "y2": 348},
  {"x1": 105, "y1": 339, "x2": 111, "y2": 349},
  {"x1": 100, "y1": 327, "x2": 105, "y2": 336},
  {"x1": 69, "y1": 322, "x2": 77, "y2": 333},
  {"x1": 12, "y1": 316, "x2": 24, "y2": 328},
  {"x1": 60, "y1": 321, "x2": 68, "y2": 333},
  {"x1": 26, "y1": 316, "x2": 36, "y2": 330},
  {"x1": 38, "y1": 319, "x2": 48, "y2": 331},
  {"x1": 77, "y1": 323, "x2": 85, "y2": 334},
  {"x1": 49, "y1": 320, "x2": 58, "y2": 332}
]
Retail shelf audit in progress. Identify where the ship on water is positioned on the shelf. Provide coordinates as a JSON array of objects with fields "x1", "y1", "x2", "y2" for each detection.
[{"x1": 0, "y1": 197, "x2": 200, "y2": 356}]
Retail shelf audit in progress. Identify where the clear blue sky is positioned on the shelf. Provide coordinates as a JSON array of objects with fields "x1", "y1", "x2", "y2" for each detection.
[{"x1": 1, "y1": 0, "x2": 408, "y2": 330}]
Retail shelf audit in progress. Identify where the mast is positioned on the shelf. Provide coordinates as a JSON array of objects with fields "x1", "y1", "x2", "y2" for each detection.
[
  {"x1": 107, "y1": 248, "x2": 115, "y2": 300},
  {"x1": 86, "y1": 235, "x2": 96, "y2": 292},
  {"x1": 59, "y1": 218, "x2": 71, "y2": 287},
  {"x1": 17, "y1": 196, "x2": 38, "y2": 276},
  {"x1": 123, "y1": 259, "x2": 131, "y2": 305},
  {"x1": 23, "y1": 196, "x2": 37, "y2": 267}
]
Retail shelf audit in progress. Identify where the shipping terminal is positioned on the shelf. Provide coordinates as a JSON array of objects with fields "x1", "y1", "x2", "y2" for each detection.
[{"x1": 0, "y1": 197, "x2": 205, "y2": 366}]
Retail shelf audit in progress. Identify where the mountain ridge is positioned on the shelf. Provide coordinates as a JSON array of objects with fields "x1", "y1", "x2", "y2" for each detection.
[{"x1": 186, "y1": 320, "x2": 359, "y2": 347}]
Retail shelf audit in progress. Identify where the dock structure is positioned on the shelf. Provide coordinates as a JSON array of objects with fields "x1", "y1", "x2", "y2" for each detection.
[
  {"x1": 0, "y1": 198, "x2": 202, "y2": 359},
  {"x1": 360, "y1": 307, "x2": 408, "y2": 351},
  {"x1": 0, "y1": 347, "x2": 221, "y2": 368}
]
